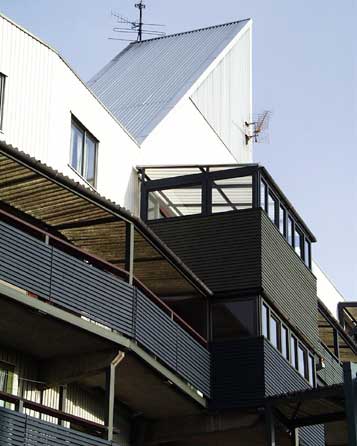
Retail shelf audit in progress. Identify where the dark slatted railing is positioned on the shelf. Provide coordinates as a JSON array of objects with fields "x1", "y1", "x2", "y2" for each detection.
[
  {"x1": 0, "y1": 406, "x2": 111, "y2": 446},
  {"x1": 0, "y1": 215, "x2": 211, "y2": 397}
]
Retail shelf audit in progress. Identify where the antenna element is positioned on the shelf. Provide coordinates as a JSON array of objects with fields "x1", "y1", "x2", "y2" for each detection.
[
  {"x1": 110, "y1": 1, "x2": 165, "y2": 43},
  {"x1": 245, "y1": 111, "x2": 271, "y2": 144}
]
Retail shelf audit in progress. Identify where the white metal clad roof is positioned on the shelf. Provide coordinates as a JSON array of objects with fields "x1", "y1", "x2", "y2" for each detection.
[{"x1": 88, "y1": 20, "x2": 250, "y2": 143}]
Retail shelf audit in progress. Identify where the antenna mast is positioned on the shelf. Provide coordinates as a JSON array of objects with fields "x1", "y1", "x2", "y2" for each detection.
[
  {"x1": 135, "y1": 1, "x2": 145, "y2": 41},
  {"x1": 109, "y1": 1, "x2": 165, "y2": 43}
]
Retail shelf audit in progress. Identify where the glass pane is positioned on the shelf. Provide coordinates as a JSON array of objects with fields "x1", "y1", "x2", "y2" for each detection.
[
  {"x1": 291, "y1": 336, "x2": 297, "y2": 368},
  {"x1": 70, "y1": 123, "x2": 83, "y2": 173},
  {"x1": 268, "y1": 192, "x2": 277, "y2": 224},
  {"x1": 295, "y1": 227, "x2": 303, "y2": 257},
  {"x1": 305, "y1": 239, "x2": 311, "y2": 268},
  {"x1": 213, "y1": 300, "x2": 257, "y2": 340},
  {"x1": 281, "y1": 326, "x2": 288, "y2": 359},
  {"x1": 262, "y1": 303, "x2": 269, "y2": 338},
  {"x1": 147, "y1": 186, "x2": 202, "y2": 220},
  {"x1": 270, "y1": 316, "x2": 279, "y2": 349},
  {"x1": 298, "y1": 345, "x2": 306, "y2": 377},
  {"x1": 308, "y1": 355, "x2": 314, "y2": 386},
  {"x1": 279, "y1": 205, "x2": 286, "y2": 236},
  {"x1": 287, "y1": 216, "x2": 294, "y2": 246},
  {"x1": 212, "y1": 176, "x2": 252, "y2": 214},
  {"x1": 84, "y1": 134, "x2": 97, "y2": 185},
  {"x1": 260, "y1": 180, "x2": 267, "y2": 211}
]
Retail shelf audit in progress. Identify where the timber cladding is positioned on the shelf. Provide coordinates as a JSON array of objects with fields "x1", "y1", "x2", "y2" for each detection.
[{"x1": 149, "y1": 208, "x2": 320, "y2": 351}]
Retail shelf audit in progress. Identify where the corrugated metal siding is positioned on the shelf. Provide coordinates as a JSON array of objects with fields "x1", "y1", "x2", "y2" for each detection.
[
  {"x1": 0, "y1": 16, "x2": 54, "y2": 161},
  {"x1": 88, "y1": 21, "x2": 249, "y2": 142},
  {"x1": 191, "y1": 27, "x2": 252, "y2": 162},
  {"x1": 149, "y1": 210, "x2": 261, "y2": 293},
  {"x1": 317, "y1": 344, "x2": 343, "y2": 386},
  {"x1": 260, "y1": 211, "x2": 320, "y2": 351},
  {"x1": 300, "y1": 425, "x2": 325, "y2": 446}
]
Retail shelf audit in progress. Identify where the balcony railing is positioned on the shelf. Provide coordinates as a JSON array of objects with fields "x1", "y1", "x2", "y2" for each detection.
[
  {"x1": 0, "y1": 211, "x2": 211, "y2": 397},
  {"x1": 0, "y1": 399, "x2": 113, "y2": 446}
]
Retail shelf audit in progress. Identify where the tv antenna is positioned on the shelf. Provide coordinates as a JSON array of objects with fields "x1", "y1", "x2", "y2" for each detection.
[
  {"x1": 109, "y1": 1, "x2": 165, "y2": 42},
  {"x1": 245, "y1": 110, "x2": 271, "y2": 144}
]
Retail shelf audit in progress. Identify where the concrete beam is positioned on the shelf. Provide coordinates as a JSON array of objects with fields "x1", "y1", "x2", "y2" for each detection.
[
  {"x1": 145, "y1": 412, "x2": 261, "y2": 445},
  {"x1": 40, "y1": 350, "x2": 120, "y2": 386}
]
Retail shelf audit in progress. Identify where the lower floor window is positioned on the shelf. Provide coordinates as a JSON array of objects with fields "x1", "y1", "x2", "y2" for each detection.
[{"x1": 0, "y1": 361, "x2": 14, "y2": 407}]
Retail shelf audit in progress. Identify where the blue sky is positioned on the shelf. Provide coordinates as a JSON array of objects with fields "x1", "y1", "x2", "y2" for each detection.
[{"x1": 1, "y1": 0, "x2": 356, "y2": 299}]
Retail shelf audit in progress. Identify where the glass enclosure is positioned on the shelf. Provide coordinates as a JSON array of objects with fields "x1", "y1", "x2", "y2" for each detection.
[{"x1": 140, "y1": 165, "x2": 315, "y2": 270}]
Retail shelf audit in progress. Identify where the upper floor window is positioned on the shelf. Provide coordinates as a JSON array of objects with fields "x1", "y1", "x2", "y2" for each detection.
[
  {"x1": 70, "y1": 117, "x2": 98, "y2": 186},
  {"x1": 0, "y1": 73, "x2": 6, "y2": 131}
]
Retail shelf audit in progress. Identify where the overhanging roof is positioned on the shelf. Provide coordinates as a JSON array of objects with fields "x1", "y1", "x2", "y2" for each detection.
[
  {"x1": 268, "y1": 384, "x2": 346, "y2": 430},
  {"x1": 88, "y1": 20, "x2": 250, "y2": 143},
  {"x1": 0, "y1": 141, "x2": 212, "y2": 303}
]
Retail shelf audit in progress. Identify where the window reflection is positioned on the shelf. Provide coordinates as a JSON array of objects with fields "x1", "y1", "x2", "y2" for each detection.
[
  {"x1": 270, "y1": 316, "x2": 279, "y2": 349},
  {"x1": 290, "y1": 336, "x2": 297, "y2": 369},
  {"x1": 279, "y1": 205, "x2": 286, "y2": 236},
  {"x1": 260, "y1": 180, "x2": 267, "y2": 211},
  {"x1": 213, "y1": 299, "x2": 257, "y2": 340},
  {"x1": 281, "y1": 326, "x2": 288, "y2": 359},
  {"x1": 287, "y1": 216, "x2": 294, "y2": 247},
  {"x1": 262, "y1": 304, "x2": 269, "y2": 338},
  {"x1": 268, "y1": 192, "x2": 277, "y2": 224},
  {"x1": 298, "y1": 345, "x2": 306, "y2": 378},
  {"x1": 295, "y1": 227, "x2": 303, "y2": 258}
]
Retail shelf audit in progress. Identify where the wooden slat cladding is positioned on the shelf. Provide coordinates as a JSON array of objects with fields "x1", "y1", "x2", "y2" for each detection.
[
  {"x1": 260, "y1": 211, "x2": 319, "y2": 351},
  {"x1": 150, "y1": 209, "x2": 320, "y2": 351},
  {"x1": 149, "y1": 210, "x2": 261, "y2": 294},
  {"x1": 0, "y1": 407, "x2": 111, "y2": 446}
]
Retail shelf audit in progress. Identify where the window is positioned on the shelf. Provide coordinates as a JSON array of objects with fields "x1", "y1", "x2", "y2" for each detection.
[
  {"x1": 0, "y1": 73, "x2": 6, "y2": 131},
  {"x1": 270, "y1": 315, "x2": 279, "y2": 349},
  {"x1": 260, "y1": 179, "x2": 267, "y2": 211},
  {"x1": 294, "y1": 226, "x2": 304, "y2": 258},
  {"x1": 70, "y1": 118, "x2": 98, "y2": 186},
  {"x1": 298, "y1": 344, "x2": 307, "y2": 378},
  {"x1": 290, "y1": 336, "x2": 297, "y2": 369},
  {"x1": 287, "y1": 216, "x2": 294, "y2": 247},
  {"x1": 262, "y1": 303, "x2": 269, "y2": 338},
  {"x1": 304, "y1": 238, "x2": 311, "y2": 268},
  {"x1": 308, "y1": 354, "x2": 315, "y2": 386},
  {"x1": 268, "y1": 192, "x2": 277, "y2": 225},
  {"x1": 281, "y1": 325, "x2": 289, "y2": 360},
  {"x1": 0, "y1": 361, "x2": 14, "y2": 408},
  {"x1": 279, "y1": 205, "x2": 286, "y2": 236},
  {"x1": 213, "y1": 299, "x2": 257, "y2": 340}
]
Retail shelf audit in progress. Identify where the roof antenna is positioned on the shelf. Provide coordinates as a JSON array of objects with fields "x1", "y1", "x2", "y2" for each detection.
[{"x1": 109, "y1": 1, "x2": 165, "y2": 43}]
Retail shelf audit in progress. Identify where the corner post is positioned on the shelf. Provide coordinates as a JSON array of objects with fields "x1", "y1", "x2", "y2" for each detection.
[
  {"x1": 344, "y1": 362, "x2": 357, "y2": 446},
  {"x1": 125, "y1": 222, "x2": 135, "y2": 285},
  {"x1": 265, "y1": 405, "x2": 276, "y2": 446}
]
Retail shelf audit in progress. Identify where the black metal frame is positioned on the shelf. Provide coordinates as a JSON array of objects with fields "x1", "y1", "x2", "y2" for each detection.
[{"x1": 139, "y1": 166, "x2": 315, "y2": 271}]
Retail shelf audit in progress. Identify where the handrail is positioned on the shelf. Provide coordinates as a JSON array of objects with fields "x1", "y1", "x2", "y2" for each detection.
[
  {"x1": 0, "y1": 208, "x2": 207, "y2": 347},
  {"x1": 0, "y1": 390, "x2": 107, "y2": 435}
]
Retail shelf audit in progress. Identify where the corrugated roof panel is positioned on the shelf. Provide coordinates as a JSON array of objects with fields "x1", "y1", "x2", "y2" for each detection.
[{"x1": 88, "y1": 20, "x2": 250, "y2": 143}]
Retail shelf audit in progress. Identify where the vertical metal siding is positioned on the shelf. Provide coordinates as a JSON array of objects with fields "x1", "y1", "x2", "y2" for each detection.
[
  {"x1": 317, "y1": 344, "x2": 343, "y2": 386},
  {"x1": 191, "y1": 28, "x2": 252, "y2": 163}
]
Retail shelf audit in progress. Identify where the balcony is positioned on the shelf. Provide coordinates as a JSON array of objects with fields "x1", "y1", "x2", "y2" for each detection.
[{"x1": 0, "y1": 212, "x2": 210, "y2": 397}]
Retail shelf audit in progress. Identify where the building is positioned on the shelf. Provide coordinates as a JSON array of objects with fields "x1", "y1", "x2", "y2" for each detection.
[{"x1": 0, "y1": 11, "x2": 356, "y2": 446}]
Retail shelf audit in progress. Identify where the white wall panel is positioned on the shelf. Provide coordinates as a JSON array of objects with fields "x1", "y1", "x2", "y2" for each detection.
[
  {"x1": 140, "y1": 98, "x2": 237, "y2": 166},
  {"x1": 191, "y1": 27, "x2": 252, "y2": 163}
]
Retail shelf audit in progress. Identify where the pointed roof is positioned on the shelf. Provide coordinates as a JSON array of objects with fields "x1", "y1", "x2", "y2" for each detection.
[{"x1": 88, "y1": 20, "x2": 250, "y2": 143}]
